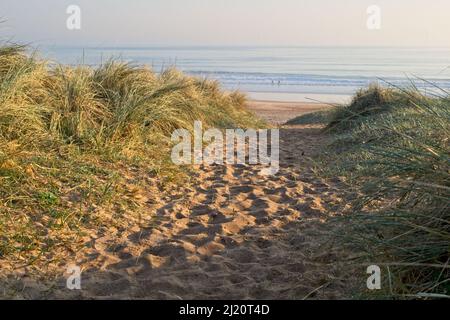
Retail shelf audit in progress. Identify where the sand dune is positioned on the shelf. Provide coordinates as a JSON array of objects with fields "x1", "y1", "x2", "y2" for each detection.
[{"x1": 2, "y1": 102, "x2": 356, "y2": 300}]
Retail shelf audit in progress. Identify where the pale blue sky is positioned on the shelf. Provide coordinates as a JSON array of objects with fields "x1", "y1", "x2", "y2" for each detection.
[{"x1": 1, "y1": 0, "x2": 449, "y2": 47}]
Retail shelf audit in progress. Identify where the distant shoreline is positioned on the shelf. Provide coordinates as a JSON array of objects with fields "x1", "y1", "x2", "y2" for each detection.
[{"x1": 40, "y1": 46, "x2": 450, "y2": 104}]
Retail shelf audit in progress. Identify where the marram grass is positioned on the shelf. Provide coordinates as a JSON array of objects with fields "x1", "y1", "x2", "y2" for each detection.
[
  {"x1": 324, "y1": 85, "x2": 450, "y2": 298},
  {"x1": 0, "y1": 43, "x2": 263, "y2": 269}
]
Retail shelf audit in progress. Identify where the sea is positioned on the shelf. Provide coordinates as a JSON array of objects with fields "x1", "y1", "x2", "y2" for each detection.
[{"x1": 38, "y1": 46, "x2": 450, "y2": 103}]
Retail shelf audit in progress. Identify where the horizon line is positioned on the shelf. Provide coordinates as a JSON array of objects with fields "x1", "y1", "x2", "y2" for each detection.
[{"x1": 35, "y1": 44, "x2": 450, "y2": 50}]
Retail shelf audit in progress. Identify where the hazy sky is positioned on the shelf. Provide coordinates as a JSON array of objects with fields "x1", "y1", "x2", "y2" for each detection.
[{"x1": 1, "y1": 0, "x2": 449, "y2": 47}]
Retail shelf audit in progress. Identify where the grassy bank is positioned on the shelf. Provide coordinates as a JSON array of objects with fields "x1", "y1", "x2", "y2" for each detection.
[
  {"x1": 0, "y1": 44, "x2": 263, "y2": 271},
  {"x1": 313, "y1": 85, "x2": 449, "y2": 298}
]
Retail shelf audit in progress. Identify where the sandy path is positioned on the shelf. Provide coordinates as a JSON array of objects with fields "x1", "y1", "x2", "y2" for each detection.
[{"x1": 5, "y1": 102, "x2": 355, "y2": 299}]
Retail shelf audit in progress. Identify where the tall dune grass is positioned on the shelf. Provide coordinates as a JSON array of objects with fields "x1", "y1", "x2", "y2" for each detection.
[
  {"x1": 0, "y1": 43, "x2": 262, "y2": 268},
  {"x1": 325, "y1": 85, "x2": 450, "y2": 298}
]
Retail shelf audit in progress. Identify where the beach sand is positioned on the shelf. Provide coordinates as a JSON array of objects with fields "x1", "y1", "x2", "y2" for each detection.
[
  {"x1": 2, "y1": 101, "x2": 355, "y2": 300},
  {"x1": 246, "y1": 100, "x2": 331, "y2": 125}
]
